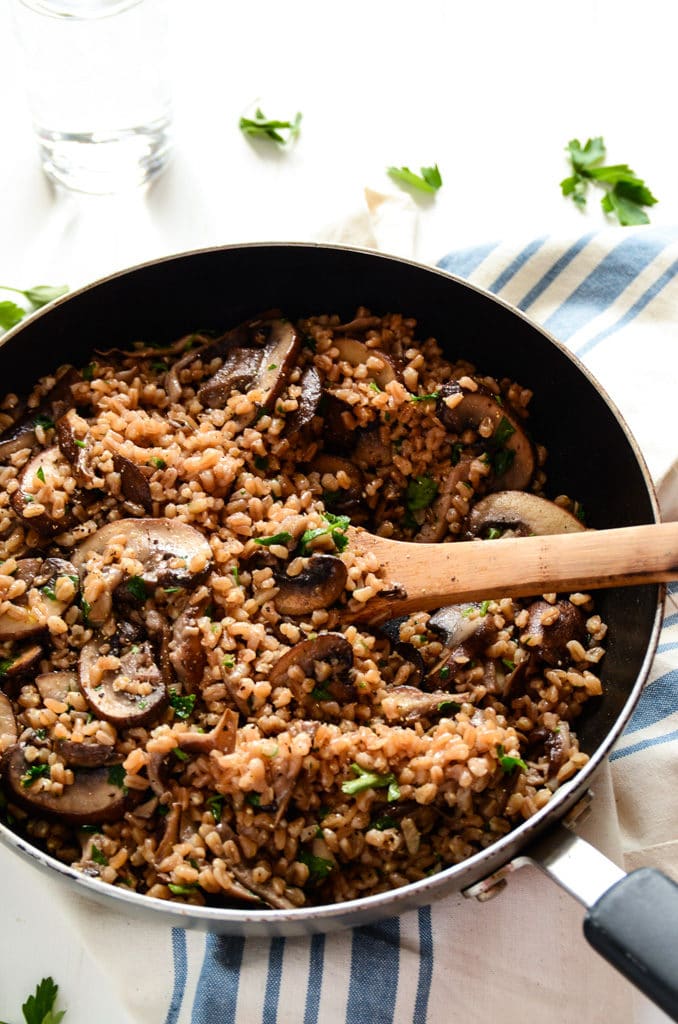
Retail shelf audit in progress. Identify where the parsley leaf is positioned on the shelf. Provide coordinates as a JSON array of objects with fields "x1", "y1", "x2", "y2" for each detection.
[
  {"x1": 239, "y1": 108, "x2": 302, "y2": 145},
  {"x1": 299, "y1": 512, "x2": 350, "y2": 555},
  {"x1": 0, "y1": 300, "x2": 27, "y2": 331},
  {"x1": 168, "y1": 882, "x2": 198, "y2": 896},
  {"x1": 21, "y1": 763, "x2": 49, "y2": 787},
  {"x1": 206, "y1": 794, "x2": 224, "y2": 821},
  {"x1": 298, "y1": 848, "x2": 334, "y2": 883},
  {"x1": 91, "y1": 845, "x2": 108, "y2": 866},
  {"x1": 125, "y1": 576, "x2": 148, "y2": 601},
  {"x1": 410, "y1": 390, "x2": 440, "y2": 403},
  {"x1": 560, "y1": 137, "x2": 658, "y2": 226},
  {"x1": 341, "y1": 764, "x2": 401, "y2": 801},
  {"x1": 169, "y1": 689, "x2": 197, "y2": 720},
  {"x1": 405, "y1": 475, "x2": 438, "y2": 513},
  {"x1": 387, "y1": 163, "x2": 442, "y2": 195},
  {"x1": 254, "y1": 531, "x2": 292, "y2": 547},
  {"x1": 17, "y1": 976, "x2": 65, "y2": 1024},
  {"x1": 0, "y1": 284, "x2": 68, "y2": 333},
  {"x1": 496, "y1": 744, "x2": 528, "y2": 773},
  {"x1": 107, "y1": 764, "x2": 127, "y2": 789}
]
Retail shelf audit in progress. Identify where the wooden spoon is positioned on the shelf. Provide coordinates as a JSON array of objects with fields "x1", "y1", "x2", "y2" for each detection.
[{"x1": 346, "y1": 521, "x2": 678, "y2": 622}]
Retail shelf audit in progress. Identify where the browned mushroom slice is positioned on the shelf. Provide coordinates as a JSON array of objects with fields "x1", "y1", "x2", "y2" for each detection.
[
  {"x1": 79, "y1": 639, "x2": 168, "y2": 727},
  {"x1": 1, "y1": 744, "x2": 127, "y2": 824},
  {"x1": 0, "y1": 366, "x2": 80, "y2": 460},
  {"x1": 321, "y1": 393, "x2": 356, "y2": 450},
  {"x1": 428, "y1": 604, "x2": 499, "y2": 652},
  {"x1": 466, "y1": 491, "x2": 587, "y2": 539},
  {"x1": 273, "y1": 555, "x2": 348, "y2": 616},
  {"x1": 0, "y1": 693, "x2": 17, "y2": 742},
  {"x1": 523, "y1": 599, "x2": 586, "y2": 667},
  {"x1": 0, "y1": 644, "x2": 42, "y2": 680},
  {"x1": 197, "y1": 348, "x2": 262, "y2": 408},
  {"x1": 111, "y1": 453, "x2": 153, "y2": 512},
  {"x1": 11, "y1": 446, "x2": 75, "y2": 535},
  {"x1": 154, "y1": 801, "x2": 182, "y2": 863},
  {"x1": 56, "y1": 741, "x2": 122, "y2": 768},
  {"x1": 352, "y1": 425, "x2": 392, "y2": 469},
  {"x1": 269, "y1": 632, "x2": 354, "y2": 705},
  {"x1": 331, "y1": 315, "x2": 383, "y2": 333},
  {"x1": 56, "y1": 408, "x2": 94, "y2": 485},
  {"x1": 175, "y1": 708, "x2": 238, "y2": 755},
  {"x1": 216, "y1": 819, "x2": 299, "y2": 910},
  {"x1": 414, "y1": 459, "x2": 473, "y2": 543},
  {"x1": 0, "y1": 557, "x2": 78, "y2": 641},
  {"x1": 168, "y1": 603, "x2": 207, "y2": 694},
  {"x1": 381, "y1": 685, "x2": 469, "y2": 723},
  {"x1": 36, "y1": 671, "x2": 78, "y2": 703},
  {"x1": 286, "y1": 366, "x2": 322, "y2": 434},
  {"x1": 73, "y1": 518, "x2": 212, "y2": 591},
  {"x1": 333, "y1": 338, "x2": 399, "y2": 388},
  {"x1": 256, "y1": 319, "x2": 302, "y2": 411},
  {"x1": 437, "y1": 380, "x2": 535, "y2": 490}
]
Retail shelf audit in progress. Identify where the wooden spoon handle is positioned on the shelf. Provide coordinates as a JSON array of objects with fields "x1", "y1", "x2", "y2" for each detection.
[{"x1": 348, "y1": 521, "x2": 678, "y2": 620}]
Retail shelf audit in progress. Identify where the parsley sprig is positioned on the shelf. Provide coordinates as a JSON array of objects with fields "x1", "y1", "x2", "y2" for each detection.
[
  {"x1": 0, "y1": 285, "x2": 68, "y2": 332},
  {"x1": 239, "y1": 108, "x2": 302, "y2": 145},
  {"x1": 560, "y1": 137, "x2": 658, "y2": 226},
  {"x1": 169, "y1": 689, "x2": 197, "y2": 721},
  {"x1": 0, "y1": 976, "x2": 66, "y2": 1024},
  {"x1": 387, "y1": 164, "x2": 442, "y2": 195},
  {"x1": 496, "y1": 744, "x2": 528, "y2": 773},
  {"x1": 341, "y1": 764, "x2": 401, "y2": 801}
]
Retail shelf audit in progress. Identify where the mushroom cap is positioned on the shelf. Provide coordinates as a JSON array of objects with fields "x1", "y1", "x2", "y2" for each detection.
[
  {"x1": 72, "y1": 517, "x2": 212, "y2": 589},
  {"x1": 2, "y1": 744, "x2": 127, "y2": 824},
  {"x1": 466, "y1": 491, "x2": 586, "y2": 538},
  {"x1": 0, "y1": 557, "x2": 78, "y2": 641},
  {"x1": 269, "y1": 632, "x2": 354, "y2": 705},
  {"x1": 79, "y1": 639, "x2": 168, "y2": 727},
  {"x1": 273, "y1": 554, "x2": 348, "y2": 616},
  {"x1": 333, "y1": 338, "x2": 399, "y2": 388},
  {"x1": 523, "y1": 599, "x2": 586, "y2": 666},
  {"x1": 0, "y1": 692, "x2": 17, "y2": 743},
  {"x1": 11, "y1": 446, "x2": 76, "y2": 536}
]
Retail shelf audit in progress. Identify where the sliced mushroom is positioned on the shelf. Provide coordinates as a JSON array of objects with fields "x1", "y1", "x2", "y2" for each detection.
[
  {"x1": 352, "y1": 426, "x2": 392, "y2": 469},
  {"x1": 36, "y1": 671, "x2": 78, "y2": 703},
  {"x1": 0, "y1": 693, "x2": 17, "y2": 742},
  {"x1": 428, "y1": 604, "x2": 499, "y2": 651},
  {"x1": 523, "y1": 599, "x2": 586, "y2": 666},
  {"x1": 198, "y1": 318, "x2": 301, "y2": 414},
  {"x1": 79, "y1": 639, "x2": 168, "y2": 727},
  {"x1": 73, "y1": 518, "x2": 212, "y2": 591},
  {"x1": 168, "y1": 603, "x2": 207, "y2": 694},
  {"x1": 56, "y1": 408, "x2": 94, "y2": 485},
  {"x1": 437, "y1": 380, "x2": 535, "y2": 490},
  {"x1": 331, "y1": 315, "x2": 383, "y2": 333},
  {"x1": 311, "y1": 454, "x2": 365, "y2": 515},
  {"x1": 154, "y1": 801, "x2": 182, "y2": 863},
  {"x1": 2, "y1": 744, "x2": 127, "y2": 824},
  {"x1": 216, "y1": 819, "x2": 298, "y2": 909},
  {"x1": 269, "y1": 632, "x2": 354, "y2": 705},
  {"x1": 466, "y1": 491, "x2": 587, "y2": 539},
  {"x1": 111, "y1": 454, "x2": 153, "y2": 512},
  {"x1": 320, "y1": 393, "x2": 356, "y2": 451},
  {"x1": 0, "y1": 645, "x2": 42, "y2": 680},
  {"x1": 0, "y1": 366, "x2": 80, "y2": 461},
  {"x1": 414, "y1": 459, "x2": 473, "y2": 543},
  {"x1": 11, "y1": 446, "x2": 75, "y2": 535},
  {"x1": 273, "y1": 554, "x2": 348, "y2": 616},
  {"x1": 381, "y1": 685, "x2": 469, "y2": 723},
  {"x1": 56, "y1": 741, "x2": 122, "y2": 768},
  {"x1": 286, "y1": 366, "x2": 322, "y2": 434},
  {"x1": 0, "y1": 557, "x2": 78, "y2": 641},
  {"x1": 333, "y1": 338, "x2": 399, "y2": 388},
  {"x1": 175, "y1": 708, "x2": 238, "y2": 755}
]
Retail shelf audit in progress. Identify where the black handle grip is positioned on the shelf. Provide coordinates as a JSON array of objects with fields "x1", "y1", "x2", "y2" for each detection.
[{"x1": 584, "y1": 868, "x2": 678, "y2": 1021}]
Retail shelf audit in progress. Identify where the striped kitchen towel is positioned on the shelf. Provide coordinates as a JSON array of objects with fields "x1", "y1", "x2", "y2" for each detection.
[{"x1": 60, "y1": 225, "x2": 678, "y2": 1024}]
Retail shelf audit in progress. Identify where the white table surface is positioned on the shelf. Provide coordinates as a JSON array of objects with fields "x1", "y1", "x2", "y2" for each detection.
[{"x1": 1, "y1": 1, "x2": 677, "y2": 1021}]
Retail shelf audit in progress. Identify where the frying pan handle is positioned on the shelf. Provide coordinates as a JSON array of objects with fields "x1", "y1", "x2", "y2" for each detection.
[{"x1": 584, "y1": 868, "x2": 678, "y2": 1021}]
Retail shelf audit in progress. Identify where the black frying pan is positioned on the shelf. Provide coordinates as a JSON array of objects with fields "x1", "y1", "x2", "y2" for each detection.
[{"x1": 0, "y1": 243, "x2": 675, "y2": 1017}]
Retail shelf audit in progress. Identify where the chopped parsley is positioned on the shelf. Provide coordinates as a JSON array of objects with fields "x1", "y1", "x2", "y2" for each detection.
[
  {"x1": 107, "y1": 764, "x2": 127, "y2": 789},
  {"x1": 125, "y1": 575, "x2": 147, "y2": 601},
  {"x1": 310, "y1": 683, "x2": 332, "y2": 701},
  {"x1": 493, "y1": 415, "x2": 516, "y2": 447},
  {"x1": 206, "y1": 794, "x2": 224, "y2": 821},
  {"x1": 222, "y1": 654, "x2": 235, "y2": 669},
  {"x1": 246, "y1": 792, "x2": 261, "y2": 807},
  {"x1": 253, "y1": 455, "x2": 269, "y2": 471},
  {"x1": 168, "y1": 882, "x2": 198, "y2": 896},
  {"x1": 168, "y1": 690, "x2": 196, "y2": 720},
  {"x1": 437, "y1": 700, "x2": 460, "y2": 714},
  {"x1": 438, "y1": 665, "x2": 450, "y2": 680},
  {"x1": 479, "y1": 600, "x2": 491, "y2": 616},
  {"x1": 239, "y1": 108, "x2": 302, "y2": 145},
  {"x1": 502, "y1": 658, "x2": 515, "y2": 670},
  {"x1": 173, "y1": 748, "x2": 190, "y2": 762},
  {"x1": 299, "y1": 849, "x2": 334, "y2": 883},
  {"x1": 387, "y1": 163, "x2": 442, "y2": 195},
  {"x1": 299, "y1": 512, "x2": 350, "y2": 555},
  {"x1": 486, "y1": 526, "x2": 504, "y2": 540},
  {"x1": 148, "y1": 456, "x2": 167, "y2": 469},
  {"x1": 368, "y1": 381, "x2": 382, "y2": 393},
  {"x1": 371, "y1": 813, "x2": 398, "y2": 831},
  {"x1": 496, "y1": 744, "x2": 528, "y2": 773},
  {"x1": 231, "y1": 564, "x2": 240, "y2": 586},
  {"x1": 410, "y1": 390, "x2": 440, "y2": 403},
  {"x1": 41, "y1": 584, "x2": 57, "y2": 601},
  {"x1": 21, "y1": 763, "x2": 49, "y2": 787},
  {"x1": 34, "y1": 414, "x2": 55, "y2": 430},
  {"x1": 35, "y1": 466, "x2": 46, "y2": 483},
  {"x1": 82, "y1": 362, "x2": 96, "y2": 380},
  {"x1": 405, "y1": 475, "x2": 438, "y2": 513},
  {"x1": 254, "y1": 531, "x2": 293, "y2": 547},
  {"x1": 91, "y1": 845, "x2": 108, "y2": 866},
  {"x1": 341, "y1": 764, "x2": 401, "y2": 801},
  {"x1": 73, "y1": 438, "x2": 87, "y2": 449}
]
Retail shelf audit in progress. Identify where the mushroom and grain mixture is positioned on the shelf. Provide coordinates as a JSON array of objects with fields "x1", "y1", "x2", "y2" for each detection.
[{"x1": 0, "y1": 310, "x2": 606, "y2": 909}]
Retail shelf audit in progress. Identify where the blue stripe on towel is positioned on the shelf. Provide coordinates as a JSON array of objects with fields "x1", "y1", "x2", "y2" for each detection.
[
  {"x1": 191, "y1": 935, "x2": 245, "y2": 1024},
  {"x1": 346, "y1": 918, "x2": 400, "y2": 1024},
  {"x1": 263, "y1": 937, "x2": 286, "y2": 1024},
  {"x1": 622, "y1": 667, "x2": 678, "y2": 735},
  {"x1": 436, "y1": 241, "x2": 499, "y2": 280},
  {"x1": 164, "y1": 928, "x2": 188, "y2": 1024},
  {"x1": 611, "y1": 727, "x2": 678, "y2": 761},
  {"x1": 575, "y1": 256, "x2": 678, "y2": 358},
  {"x1": 542, "y1": 229, "x2": 676, "y2": 341},
  {"x1": 517, "y1": 233, "x2": 594, "y2": 311},
  {"x1": 303, "y1": 933, "x2": 325, "y2": 1024},
  {"x1": 413, "y1": 907, "x2": 433, "y2": 1024},
  {"x1": 487, "y1": 237, "x2": 547, "y2": 294}
]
